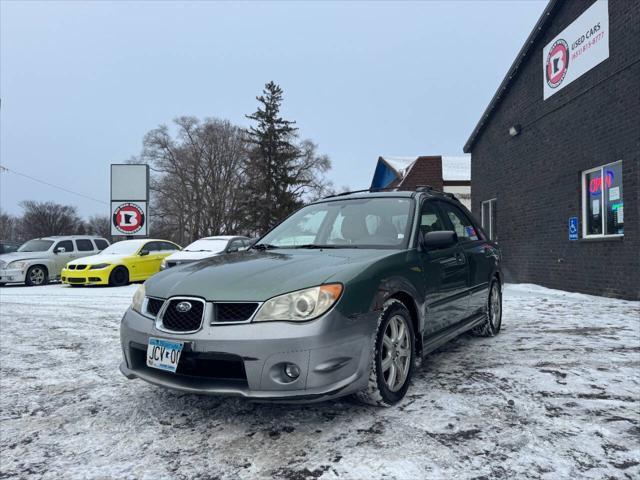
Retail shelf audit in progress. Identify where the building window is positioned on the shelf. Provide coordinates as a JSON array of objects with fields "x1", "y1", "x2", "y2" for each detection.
[
  {"x1": 582, "y1": 161, "x2": 623, "y2": 238},
  {"x1": 481, "y1": 199, "x2": 497, "y2": 241}
]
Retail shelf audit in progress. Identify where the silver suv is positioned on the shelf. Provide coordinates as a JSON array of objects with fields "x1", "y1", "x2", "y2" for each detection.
[{"x1": 0, "y1": 236, "x2": 110, "y2": 286}]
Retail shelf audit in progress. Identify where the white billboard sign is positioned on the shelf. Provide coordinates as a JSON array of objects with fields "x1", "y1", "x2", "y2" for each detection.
[
  {"x1": 111, "y1": 201, "x2": 147, "y2": 236},
  {"x1": 543, "y1": 0, "x2": 609, "y2": 100},
  {"x1": 111, "y1": 164, "x2": 148, "y2": 201}
]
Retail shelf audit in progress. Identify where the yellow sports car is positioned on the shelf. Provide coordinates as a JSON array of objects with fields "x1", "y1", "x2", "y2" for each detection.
[{"x1": 61, "y1": 239, "x2": 181, "y2": 287}]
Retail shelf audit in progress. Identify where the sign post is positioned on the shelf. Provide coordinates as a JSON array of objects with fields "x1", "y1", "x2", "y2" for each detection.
[{"x1": 110, "y1": 164, "x2": 149, "y2": 237}]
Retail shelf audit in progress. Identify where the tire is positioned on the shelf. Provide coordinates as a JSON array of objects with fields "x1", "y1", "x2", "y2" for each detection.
[
  {"x1": 355, "y1": 299, "x2": 415, "y2": 407},
  {"x1": 108, "y1": 266, "x2": 129, "y2": 287},
  {"x1": 25, "y1": 265, "x2": 48, "y2": 286},
  {"x1": 473, "y1": 278, "x2": 502, "y2": 337}
]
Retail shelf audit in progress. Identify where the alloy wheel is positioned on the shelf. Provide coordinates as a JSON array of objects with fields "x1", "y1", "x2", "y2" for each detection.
[
  {"x1": 381, "y1": 314, "x2": 412, "y2": 392},
  {"x1": 489, "y1": 283, "x2": 502, "y2": 330},
  {"x1": 29, "y1": 267, "x2": 45, "y2": 285}
]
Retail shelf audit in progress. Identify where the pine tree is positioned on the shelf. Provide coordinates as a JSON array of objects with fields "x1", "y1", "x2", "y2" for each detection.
[{"x1": 243, "y1": 81, "x2": 302, "y2": 235}]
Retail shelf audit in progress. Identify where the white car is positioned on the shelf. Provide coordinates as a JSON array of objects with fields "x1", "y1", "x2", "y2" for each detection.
[
  {"x1": 0, "y1": 235, "x2": 110, "y2": 286},
  {"x1": 160, "y1": 236, "x2": 251, "y2": 270}
]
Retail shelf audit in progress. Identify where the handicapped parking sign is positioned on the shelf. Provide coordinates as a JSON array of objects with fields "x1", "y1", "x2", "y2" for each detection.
[{"x1": 568, "y1": 217, "x2": 578, "y2": 241}]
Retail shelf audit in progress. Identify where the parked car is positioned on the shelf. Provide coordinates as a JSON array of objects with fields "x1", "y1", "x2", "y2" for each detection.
[
  {"x1": 0, "y1": 236, "x2": 110, "y2": 286},
  {"x1": 120, "y1": 188, "x2": 502, "y2": 405},
  {"x1": 160, "y1": 236, "x2": 251, "y2": 270},
  {"x1": 62, "y1": 239, "x2": 181, "y2": 287},
  {"x1": 0, "y1": 241, "x2": 21, "y2": 254}
]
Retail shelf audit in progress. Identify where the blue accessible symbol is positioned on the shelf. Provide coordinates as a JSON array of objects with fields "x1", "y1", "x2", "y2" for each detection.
[{"x1": 568, "y1": 217, "x2": 578, "y2": 241}]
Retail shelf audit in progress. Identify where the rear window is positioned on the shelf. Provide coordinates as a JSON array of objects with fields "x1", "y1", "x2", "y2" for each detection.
[
  {"x1": 94, "y1": 239, "x2": 109, "y2": 251},
  {"x1": 76, "y1": 239, "x2": 94, "y2": 251}
]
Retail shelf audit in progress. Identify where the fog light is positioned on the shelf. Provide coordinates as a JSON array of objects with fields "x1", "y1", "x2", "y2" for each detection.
[{"x1": 284, "y1": 363, "x2": 300, "y2": 379}]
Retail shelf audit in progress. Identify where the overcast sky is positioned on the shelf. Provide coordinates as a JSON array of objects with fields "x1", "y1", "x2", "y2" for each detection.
[{"x1": 0, "y1": 0, "x2": 547, "y2": 218}]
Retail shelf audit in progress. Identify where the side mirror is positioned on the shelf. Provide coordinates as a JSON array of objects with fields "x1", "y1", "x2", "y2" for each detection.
[
  {"x1": 227, "y1": 245, "x2": 239, "y2": 253},
  {"x1": 421, "y1": 230, "x2": 458, "y2": 250},
  {"x1": 139, "y1": 250, "x2": 150, "y2": 256},
  {"x1": 55, "y1": 247, "x2": 66, "y2": 254}
]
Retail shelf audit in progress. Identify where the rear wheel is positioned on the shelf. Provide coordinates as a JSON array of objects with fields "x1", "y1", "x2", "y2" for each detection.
[
  {"x1": 25, "y1": 265, "x2": 48, "y2": 286},
  {"x1": 355, "y1": 300, "x2": 415, "y2": 407},
  {"x1": 108, "y1": 266, "x2": 129, "y2": 287},
  {"x1": 473, "y1": 279, "x2": 502, "y2": 337}
]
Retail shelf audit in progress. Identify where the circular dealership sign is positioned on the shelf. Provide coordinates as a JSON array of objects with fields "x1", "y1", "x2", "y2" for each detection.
[
  {"x1": 112, "y1": 202, "x2": 145, "y2": 234},
  {"x1": 546, "y1": 39, "x2": 570, "y2": 89}
]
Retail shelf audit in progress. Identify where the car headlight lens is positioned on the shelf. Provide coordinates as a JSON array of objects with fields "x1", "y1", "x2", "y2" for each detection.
[
  {"x1": 89, "y1": 263, "x2": 110, "y2": 270},
  {"x1": 160, "y1": 259, "x2": 167, "y2": 270},
  {"x1": 131, "y1": 284, "x2": 146, "y2": 314},
  {"x1": 254, "y1": 284, "x2": 343, "y2": 322},
  {"x1": 7, "y1": 261, "x2": 27, "y2": 270}
]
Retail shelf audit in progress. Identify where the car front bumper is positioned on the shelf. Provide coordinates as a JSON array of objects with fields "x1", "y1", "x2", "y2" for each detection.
[
  {"x1": 119, "y1": 306, "x2": 378, "y2": 402},
  {"x1": 0, "y1": 268, "x2": 26, "y2": 284},
  {"x1": 61, "y1": 267, "x2": 110, "y2": 286}
]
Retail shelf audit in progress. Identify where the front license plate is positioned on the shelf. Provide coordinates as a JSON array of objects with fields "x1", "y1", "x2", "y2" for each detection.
[{"x1": 146, "y1": 337, "x2": 184, "y2": 373}]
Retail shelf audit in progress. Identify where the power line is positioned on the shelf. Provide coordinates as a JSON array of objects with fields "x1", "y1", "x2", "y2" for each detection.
[{"x1": 0, "y1": 164, "x2": 108, "y2": 205}]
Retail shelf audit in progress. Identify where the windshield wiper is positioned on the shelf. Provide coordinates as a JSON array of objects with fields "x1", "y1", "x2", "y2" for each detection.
[
  {"x1": 292, "y1": 243, "x2": 358, "y2": 249},
  {"x1": 252, "y1": 243, "x2": 278, "y2": 251}
]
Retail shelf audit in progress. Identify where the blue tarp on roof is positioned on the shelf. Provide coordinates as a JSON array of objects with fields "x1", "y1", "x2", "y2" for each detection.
[{"x1": 370, "y1": 159, "x2": 400, "y2": 189}]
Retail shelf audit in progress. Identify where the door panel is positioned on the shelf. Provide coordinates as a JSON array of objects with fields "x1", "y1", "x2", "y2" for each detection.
[{"x1": 418, "y1": 201, "x2": 470, "y2": 335}]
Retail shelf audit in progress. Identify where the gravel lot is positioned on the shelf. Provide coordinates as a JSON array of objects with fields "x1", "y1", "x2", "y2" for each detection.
[{"x1": 1, "y1": 283, "x2": 638, "y2": 479}]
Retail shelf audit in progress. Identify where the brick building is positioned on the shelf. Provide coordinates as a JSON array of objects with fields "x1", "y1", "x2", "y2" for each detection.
[
  {"x1": 370, "y1": 155, "x2": 471, "y2": 209},
  {"x1": 464, "y1": 0, "x2": 639, "y2": 299}
]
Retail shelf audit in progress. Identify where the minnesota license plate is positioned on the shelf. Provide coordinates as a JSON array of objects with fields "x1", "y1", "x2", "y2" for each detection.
[{"x1": 146, "y1": 337, "x2": 184, "y2": 373}]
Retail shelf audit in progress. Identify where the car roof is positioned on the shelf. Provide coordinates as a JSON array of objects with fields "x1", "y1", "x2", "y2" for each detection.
[
  {"x1": 35, "y1": 235, "x2": 108, "y2": 241},
  {"x1": 312, "y1": 190, "x2": 415, "y2": 204}
]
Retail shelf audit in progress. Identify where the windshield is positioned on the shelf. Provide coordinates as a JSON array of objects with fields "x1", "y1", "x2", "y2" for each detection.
[
  {"x1": 101, "y1": 241, "x2": 143, "y2": 255},
  {"x1": 257, "y1": 197, "x2": 414, "y2": 249},
  {"x1": 183, "y1": 239, "x2": 228, "y2": 253},
  {"x1": 17, "y1": 239, "x2": 54, "y2": 252}
]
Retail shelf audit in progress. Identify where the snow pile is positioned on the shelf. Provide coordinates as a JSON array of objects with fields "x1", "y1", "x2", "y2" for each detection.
[{"x1": 1, "y1": 283, "x2": 638, "y2": 479}]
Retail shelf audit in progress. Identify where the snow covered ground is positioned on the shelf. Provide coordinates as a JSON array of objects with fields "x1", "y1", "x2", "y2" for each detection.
[{"x1": 1, "y1": 283, "x2": 638, "y2": 479}]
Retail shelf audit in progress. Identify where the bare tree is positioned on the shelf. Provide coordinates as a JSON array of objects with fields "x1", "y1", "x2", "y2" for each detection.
[
  {"x1": 138, "y1": 117, "x2": 249, "y2": 245},
  {"x1": 0, "y1": 209, "x2": 19, "y2": 242},
  {"x1": 17, "y1": 201, "x2": 84, "y2": 239},
  {"x1": 85, "y1": 215, "x2": 111, "y2": 240}
]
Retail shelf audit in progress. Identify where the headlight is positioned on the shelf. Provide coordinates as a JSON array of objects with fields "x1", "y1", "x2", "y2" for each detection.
[
  {"x1": 7, "y1": 261, "x2": 27, "y2": 270},
  {"x1": 131, "y1": 284, "x2": 146, "y2": 314},
  {"x1": 89, "y1": 263, "x2": 110, "y2": 270},
  {"x1": 254, "y1": 284, "x2": 343, "y2": 322},
  {"x1": 160, "y1": 259, "x2": 167, "y2": 270}
]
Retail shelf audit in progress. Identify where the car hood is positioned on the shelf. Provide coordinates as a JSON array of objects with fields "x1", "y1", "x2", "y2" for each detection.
[
  {"x1": 146, "y1": 248, "x2": 397, "y2": 301},
  {"x1": 165, "y1": 251, "x2": 223, "y2": 262},
  {"x1": 67, "y1": 253, "x2": 129, "y2": 265},
  {"x1": 0, "y1": 251, "x2": 50, "y2": 263}
]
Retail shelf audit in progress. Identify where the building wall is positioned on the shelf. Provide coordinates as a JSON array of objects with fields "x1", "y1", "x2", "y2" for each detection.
[{"x1": 469, "y1": 0, "x2": 640, "y2": 299}]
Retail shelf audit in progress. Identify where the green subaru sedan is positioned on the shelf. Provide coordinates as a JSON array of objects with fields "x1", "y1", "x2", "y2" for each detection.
[{"x1": 120, "y1": 188, "x2": 502, "y2": 406}]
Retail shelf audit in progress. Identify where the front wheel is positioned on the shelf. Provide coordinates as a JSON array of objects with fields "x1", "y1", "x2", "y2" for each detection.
[
  {"x1": 473, "y1": 279, "x2": 502, "y2": 337},
  {"x1": 25, "y1": 265, "x2": 48, "y2": 286},
  {"x1": 355, "y1": 300, "x2": 415, "y2": 407},
  {"x1": 108, "y1": 266, "x2": 129, "y2": 287}
]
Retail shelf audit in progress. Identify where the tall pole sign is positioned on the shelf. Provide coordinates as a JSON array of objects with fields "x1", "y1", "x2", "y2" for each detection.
[{"x1": 110, "y1": 164, "x2": 149, "y2": 237}]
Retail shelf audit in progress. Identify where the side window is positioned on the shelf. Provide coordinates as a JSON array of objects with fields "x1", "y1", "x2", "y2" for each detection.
[
  {"x1": 142, "y1": 242, "x2": 159, "y2": 253},
  {"x1": 228, "y1": 240, "x2": 243, "y2": 251},
  {"x1": 439, "y1": 203, "x2": 479, "y2": 242},
  {"x1": 419, "y1": 201, "x2": 446, "y2": 234},
  {"x1": 76, "y1": 239, "x2": 94, "y2": 252},
  {"x1": 94, "y1": 239, "x2": 109, "y2": 251},
  {"x1": 55, "y1": 240, "x2": 74, "y2": 252},
  {"x1": 160, "y1": 242, "x2": 179, "y2": 251}
]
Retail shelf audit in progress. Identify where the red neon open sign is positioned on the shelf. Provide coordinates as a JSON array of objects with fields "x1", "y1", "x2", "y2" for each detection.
[{"x1": 589, "y1": 170, "x2": 614, "y2": 195}]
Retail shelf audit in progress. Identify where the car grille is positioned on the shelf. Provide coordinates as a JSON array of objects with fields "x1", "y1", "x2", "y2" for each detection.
[
  {"x1": 67, "y1": 278, "x2": 85, "y2": 284},
  {"x1": 214, "y1": 303, "x2": 259, "y2": 323},
  {"x1": 146, "y1": 297, "x2": 164, "y2": 317},
  {"x1": 160, "y1": 298, "x2": 205, "y2": 332},
  {"x1": 68, "y1": 265, "x2": 76, "y2": 270},
  {"x1": 75, "y1": 265, "x2": 87, "y2": 270}
]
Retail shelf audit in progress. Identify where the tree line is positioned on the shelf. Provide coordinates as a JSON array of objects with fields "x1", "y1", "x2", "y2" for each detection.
[{"x1": 0, "y1": 82, "x2": 334, "y2": 246}]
